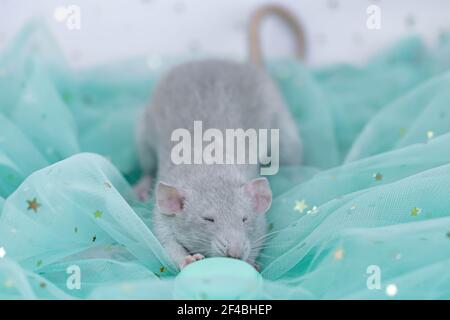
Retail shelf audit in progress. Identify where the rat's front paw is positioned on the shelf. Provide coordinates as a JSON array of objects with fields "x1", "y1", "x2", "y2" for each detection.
[{"x1": 179, "y1": 253, "x2": 205, "y2": 269}]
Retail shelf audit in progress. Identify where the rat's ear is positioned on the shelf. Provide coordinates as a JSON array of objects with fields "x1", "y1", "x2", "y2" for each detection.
[
  {"x1": 243, "y1": 177, "x2": 272, "y2": 214},
  {"x1": 156, "y1": 182, "x2": 185, "y2": 215}
]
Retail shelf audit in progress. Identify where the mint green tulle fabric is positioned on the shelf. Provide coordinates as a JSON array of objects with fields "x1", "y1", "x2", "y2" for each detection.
[{"x1": 1, "y1": 22, "x2": 450, "y2": 299}]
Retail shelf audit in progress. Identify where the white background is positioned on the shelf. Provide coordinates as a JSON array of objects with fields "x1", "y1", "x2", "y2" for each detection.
[{"x1": 0, "y1": 0, "x2": 449, "y2": 68}]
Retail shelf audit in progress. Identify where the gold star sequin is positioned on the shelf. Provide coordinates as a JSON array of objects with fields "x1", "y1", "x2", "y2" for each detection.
[
  {"x1": 27, "y1": 198, "x2": 41, "y2": 212},
  {"x1": 104, "y1": 182, "x2": 112, "y2": 188},
  {"x1": 294, "y1": 200, "x2": 308, "y2": 213},
  {"x1": 333, "y1": 248, "x2": 344, "y2": 260},
  {"x1": 159, "y1": 266, "x2": 166, "y2": 273},
  {"x1": 427, "y1": 131, "x2": 434, "y2": 139},
  {"x1": 411, "y1": 207, "x2": 421, "y2": 216},
  {"x1": 39, "y1": 281, "x2": 47, "y2": 289},
  {"x1": 93, "y1": 210, "x2": 103, "y2": 219},
  {"x1": 373, "y1": 172, "x2": 383, "y2": 181},
  {"x1": 36, "y1": 260, "x2": 43, "y2": 267},
  {"x1": 446, "y1": 231, "x2": 450, "y2": 238}
]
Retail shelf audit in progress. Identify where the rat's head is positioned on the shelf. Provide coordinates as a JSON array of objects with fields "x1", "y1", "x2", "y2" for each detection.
[{"x1": 156, "y1": 176, "x2": 271, "y2": 262}]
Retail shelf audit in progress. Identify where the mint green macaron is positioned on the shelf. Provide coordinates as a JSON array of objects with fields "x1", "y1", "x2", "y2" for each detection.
[{"x1": 174, "y1": 257, "x2": 263, "y2": 299}]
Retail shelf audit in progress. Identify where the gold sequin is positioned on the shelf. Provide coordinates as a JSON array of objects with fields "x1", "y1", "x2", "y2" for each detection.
[
  {"x1": 27, "y1": 198, "x2": 41, "y2": 212},
  {"x1": 294, "y1": 200, "x2": 308, "y2": 213},
  {"x1": 94, "y1": 210, "x2": 103, "y2": 219},
  {"x1": 333, "y1": 248, "x2": 344, "y2": 260},
  {"x1": 411, "y1": 207, "x2": 421, "y2": 216},
  {"x1": 373, "y1": 173, "x2": 383, "y2": 181}
]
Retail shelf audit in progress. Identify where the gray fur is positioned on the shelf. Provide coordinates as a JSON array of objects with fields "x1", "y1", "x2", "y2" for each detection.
[{"x1": 137, "y1": 59, "x2": 302, "y2": 268}]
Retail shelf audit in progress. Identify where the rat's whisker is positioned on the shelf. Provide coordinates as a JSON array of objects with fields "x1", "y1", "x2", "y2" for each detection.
[
  {"x1": 256, "y1": 251, "x2": 278, "y2": 257},
  {"x1": 214, "y1": 238, "x2": 228, "y2": 253},
  {"x1": 254, "y1": 229, "x2": 284, "y2": 242},
  {"x1": 253, "y1": 242, "x2": 289, "y2": 250},
  {"x1": 182, "y1": 238, "x2": 212, "y2": 253},
  {"x1": 250, "y1": 234, "x2": 282, "y2": 249},
  {"x1": 211, "y1": 242, "x2": 226, "y2": 256}
]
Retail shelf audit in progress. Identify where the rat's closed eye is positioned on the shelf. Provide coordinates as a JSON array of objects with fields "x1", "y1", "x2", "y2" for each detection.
[
  {"x1": 243, "y1": 217, "x2": 248, "y2": 222},
  {"x1": 203, "y1": 217, "x2": 215, "y2": 223}
]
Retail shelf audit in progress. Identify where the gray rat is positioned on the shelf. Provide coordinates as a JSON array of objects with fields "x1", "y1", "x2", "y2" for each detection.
[{"x1": 136, "y1": 59, "x2": 302, "y2": 269}]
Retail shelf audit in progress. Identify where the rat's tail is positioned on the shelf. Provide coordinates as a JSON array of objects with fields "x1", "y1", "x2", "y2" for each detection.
[{"x1": 247, "y1": 4, "x2": 306, "y2": 65}]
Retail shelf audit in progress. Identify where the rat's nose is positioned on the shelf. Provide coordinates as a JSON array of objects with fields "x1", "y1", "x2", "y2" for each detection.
[{"x1": 226, "y1": 248, "x2": 243, "y2": 259}]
